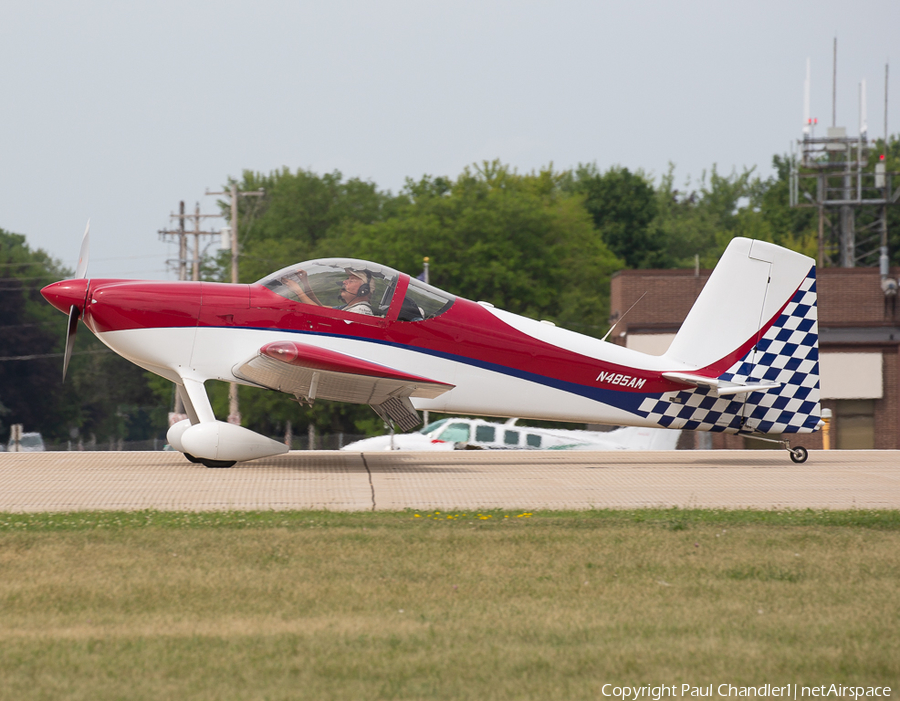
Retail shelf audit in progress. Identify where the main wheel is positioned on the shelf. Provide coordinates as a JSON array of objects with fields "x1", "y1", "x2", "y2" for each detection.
[
  {"x1": 184, "y1": 452, "x2": 201, "y2": 464},
  {"x1": 789, "y1": 446, "x2": 809, "y2": 464},
  {"x1": 201, "y1": 459, "x2": 237, "y2": 468}
]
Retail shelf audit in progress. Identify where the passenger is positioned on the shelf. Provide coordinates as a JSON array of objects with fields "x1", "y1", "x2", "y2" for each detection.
[{"x1": 280, "y1": 268, "x2": 375, "y2": 316}]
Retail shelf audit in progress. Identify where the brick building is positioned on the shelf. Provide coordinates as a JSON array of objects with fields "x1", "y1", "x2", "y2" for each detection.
[{"x1": 609, "y1": 267, "x2": 900, "y2": 450}]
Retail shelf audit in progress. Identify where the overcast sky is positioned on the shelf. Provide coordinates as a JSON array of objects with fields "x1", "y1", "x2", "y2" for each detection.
[{"x1": 1, "y1": 0, "x2": 897, "y2": 280}]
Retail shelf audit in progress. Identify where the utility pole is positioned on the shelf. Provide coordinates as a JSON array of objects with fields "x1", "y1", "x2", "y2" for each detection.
[
  {"x1": 177, "y1": 201, "x2": 187, "y2": 281},
  {"x1": 158, "y1": 203, "x2": 222, "y2": 282},
  {"x1": 205, "y1": 182, "x2": 265, "y2": 425},
  {"x1": 421, "y1": 256, "x2": 430, "y2": 428},
  {"x1": 159, "y1": 202, "x2": 223, "y2": 421}
]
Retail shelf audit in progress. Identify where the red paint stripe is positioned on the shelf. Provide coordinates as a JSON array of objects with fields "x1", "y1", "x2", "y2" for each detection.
[
  {"x1": 64, "y1": 270, "x2": 811, "y2": 397},
  {"x1": 261, "y1": 340, "x2": 454, "y2": 387}
]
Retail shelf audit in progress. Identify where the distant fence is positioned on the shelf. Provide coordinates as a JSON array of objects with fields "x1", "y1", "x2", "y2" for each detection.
[{"x1": 40, "y1": 433, "x2": 370, "y2": 453}]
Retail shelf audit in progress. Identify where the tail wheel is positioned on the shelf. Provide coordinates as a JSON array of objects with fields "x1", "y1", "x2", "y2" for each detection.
[{"x1": 789, "y1": 446, "x2": 809, "y2": 464}]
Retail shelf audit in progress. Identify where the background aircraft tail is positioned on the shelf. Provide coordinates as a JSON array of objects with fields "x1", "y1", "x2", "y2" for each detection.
[{"x1": 645, "y1": 238, "x2": 821, "y2": 435}]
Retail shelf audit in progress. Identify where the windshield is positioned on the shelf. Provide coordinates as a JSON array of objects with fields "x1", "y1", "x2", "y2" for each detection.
[
  {"x1": 420, "y1": 418, "x2": 449, "y2": 435},
  {"x1": 257, "y1": 259, "x2": 400, "y2": 317},
  {"x1": 398, "y1": 278, "x2": 455, "y2": 321},
  {"x1": 436, "y1": 422, "x2": 470, "y2": 442}
]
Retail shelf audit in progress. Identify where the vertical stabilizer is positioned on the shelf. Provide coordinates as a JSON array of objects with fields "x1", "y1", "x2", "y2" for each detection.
[
  {"x1": 648, "y1": 238, "x2": 821, "y2": 435},
  {"x1": 665, "y1": 238, "x2": 812, "y2": 371}
]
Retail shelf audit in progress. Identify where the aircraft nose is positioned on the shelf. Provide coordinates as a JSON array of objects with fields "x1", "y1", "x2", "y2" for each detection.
[{"x1": 41, "y1": 279, "x2": 89, "y2": 314}]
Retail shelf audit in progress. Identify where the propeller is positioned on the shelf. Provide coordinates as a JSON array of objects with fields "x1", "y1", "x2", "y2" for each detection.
[
  {"x1": 62, "y1": 221, "x2": 90, "y2": 381},
  {"x1": 75, "y1": 220, "x2": 90, "y2": 279}
]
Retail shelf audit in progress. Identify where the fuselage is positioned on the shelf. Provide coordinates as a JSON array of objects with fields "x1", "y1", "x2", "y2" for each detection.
[
  {"x1": 42, "y1": 272, "x2": 706, "y2": 428},
  {"x1": 42, "y1": 240, "x2": 823, "y2": 466}
]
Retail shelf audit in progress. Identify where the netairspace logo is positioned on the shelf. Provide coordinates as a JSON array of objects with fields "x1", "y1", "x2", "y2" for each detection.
[{"x1": 600, "y1": 685, "x2": 893, "y2": 700}]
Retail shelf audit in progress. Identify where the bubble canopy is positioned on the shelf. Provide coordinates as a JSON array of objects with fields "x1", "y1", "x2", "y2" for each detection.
[{"x1": 256, "y1": 258, "x2": 454, "y2": 321}]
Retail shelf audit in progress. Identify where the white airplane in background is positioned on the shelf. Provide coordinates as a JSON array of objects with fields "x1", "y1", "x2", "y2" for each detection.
[
  {"x1": 42, "y1": 234, "x2": 821, "y2": 467},
  {"x1": 341, "y1": 417, "x2": 682, "y2": 452}
]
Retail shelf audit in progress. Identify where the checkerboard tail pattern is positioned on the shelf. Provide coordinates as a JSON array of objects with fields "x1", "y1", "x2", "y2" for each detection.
[{"x1": 637, "y1": 268, "x2": 820, "y2": 435}]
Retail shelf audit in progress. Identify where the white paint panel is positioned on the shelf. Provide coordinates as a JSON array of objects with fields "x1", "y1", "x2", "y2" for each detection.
[
  {"x1": 98, "y1": 327, "x2": 660, "y2": 427},
  {"x1": 626, "y1": 334, "x2": 676, "y2": 356},
  {"x1": 484, "y1": 307, "x2": 685, "y2": 372},
  {"x1": 820, "y1": 353, "x2": 882, "y2": 399}
]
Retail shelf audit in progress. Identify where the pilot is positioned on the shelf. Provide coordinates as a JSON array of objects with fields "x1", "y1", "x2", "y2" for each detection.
[
  {"x1": 280, "y1": 268, "x2": 374, "y2": 316},
  {"x1": 337, "y1": 269, "x2": 375, "y2": 315}
]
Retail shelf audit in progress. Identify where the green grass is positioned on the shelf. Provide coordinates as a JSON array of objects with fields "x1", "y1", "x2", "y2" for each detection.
[{"x1": 1, "y1": 509, "x2": 898, "y2": 700}]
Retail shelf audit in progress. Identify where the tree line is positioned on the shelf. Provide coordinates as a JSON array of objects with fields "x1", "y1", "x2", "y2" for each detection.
[
  {"x1": 0, "y1": 230, "x2": 165, "y2": 446},
  {"x1": 3, "y1": 136, "x2": 899, "y2": 443}
]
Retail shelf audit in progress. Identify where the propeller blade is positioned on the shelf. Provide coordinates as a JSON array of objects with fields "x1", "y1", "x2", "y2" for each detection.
[
  {"x1": 63, "y1": 305, "x2": 80, "y2": 381},
  {"x1": 75, "y1": 220, "x2": 90, "y2": 279}
]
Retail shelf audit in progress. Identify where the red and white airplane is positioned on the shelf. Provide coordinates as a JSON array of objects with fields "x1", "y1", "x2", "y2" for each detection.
[{"x1": 42, "y1": 230, "x2": 821, "y2": 467}]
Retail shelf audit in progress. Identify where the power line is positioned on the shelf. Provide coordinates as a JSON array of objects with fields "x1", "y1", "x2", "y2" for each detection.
[
  {"x1": 0, "y1": 283, "x2": 65, "y2": 292},
  {"x1": 0, "y1": 269, "x2": 169, "y2": 292},
  {"x1": 93, "y1": 254, "x2": 168, "y2": 262},
  {"x1": 0, "y1": 275, "x2": 64, "y2": 282},
  {"x1": 0, "y1": 348, "x2": 112, "y2": 362},
  {"x1": 158, "y1": 201, "x2": 222, "y2": 282},
  {"x1": 0, "y1": 321, "x2": 61, "y2": 330},
  {"x1": 0, "y1": 260, "x2": 57, "y2": 269}
]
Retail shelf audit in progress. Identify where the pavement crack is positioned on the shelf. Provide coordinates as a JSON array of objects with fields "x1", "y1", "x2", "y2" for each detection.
[{"x1": 360, "y1": 453, "x2": 376, "y2": 511}]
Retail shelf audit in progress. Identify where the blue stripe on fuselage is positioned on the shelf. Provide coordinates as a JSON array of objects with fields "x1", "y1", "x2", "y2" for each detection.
[{"x1": 238, "y1": 325, "x2": 655, "y2": 415}]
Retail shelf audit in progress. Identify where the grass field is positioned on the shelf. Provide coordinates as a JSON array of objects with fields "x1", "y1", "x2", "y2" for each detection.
[{"x1": 1, "y1": 509, "x2": 898, "y2": 700}]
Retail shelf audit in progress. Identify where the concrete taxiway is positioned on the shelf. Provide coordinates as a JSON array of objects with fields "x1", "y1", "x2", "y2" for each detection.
[{"x1": 0, "y1": 450, "x2": 897, "y2": 512}]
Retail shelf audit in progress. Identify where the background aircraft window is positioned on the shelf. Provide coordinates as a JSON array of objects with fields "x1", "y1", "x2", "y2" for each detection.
[
  {"x1": 504, "y1": 430, "x2": 519, "y2": 446},
  {"x1": 399, "y1": 278, "x2": 455, "y2": 321},
  {"x1": 420, "y1": 418, "x2": 449, "y2": 435},
  {"x1": 526, "y1": 434, "x2": 541, "y2": 448},
  {"x1": 438, "y1": 423, "x2": 470, "y2": 443},
  {"x1": 257, "y1": 259, "x2": 399, "y2": 317},
  {"x1": 475, "y1": 425, "x2": 496, "y2": 443}
]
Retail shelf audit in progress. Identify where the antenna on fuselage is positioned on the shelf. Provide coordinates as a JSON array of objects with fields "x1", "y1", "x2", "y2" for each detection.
[{"x1": 601, "y1": 291, "x2": 647, "y2": 343}]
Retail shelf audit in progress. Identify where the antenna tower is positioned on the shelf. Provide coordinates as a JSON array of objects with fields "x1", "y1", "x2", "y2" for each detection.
[{"x1": 790, "y1": 41, "x2": 899, "y2": 278}]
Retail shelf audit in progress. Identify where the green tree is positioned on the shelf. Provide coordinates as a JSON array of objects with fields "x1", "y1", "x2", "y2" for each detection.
[
  {"x1": 319, "y1": 162, "x2": 624, "y2": 334},
  {"x1": 868, "y1": 136, "x2": 900, "y2": 266},
  {"x1": 213, "y1": 168, "x2": 397, "y2": 284},
  {"x1": 0, "y1": 229, "x2": 71, "y2": 439},
  {"x1": 196, "y1": 162, "x2": 624, "y2": 438},
  {"x1": 562, "y1": 164, "x2": 661, "y2": 268},
  {"x1": 747, "y1": 154, "x2": 818, "y2": 259},
  {"x1": 647, "y1": 164, "x2": 807, "y2": 268},
  {"x1": 195, "y1": 168, "x2": 404, "y2": 437},
  {"x1": 0, "y1": 229, "x2": 169, "y2": 445}
]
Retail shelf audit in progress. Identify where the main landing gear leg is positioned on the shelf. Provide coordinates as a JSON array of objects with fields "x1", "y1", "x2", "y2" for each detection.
[
  {"x1": 179, "y1": 378, "x2": 237, "y2": 468},
  {"x1": 745, "y1": 435, "x2": 809, "y2": 464}
]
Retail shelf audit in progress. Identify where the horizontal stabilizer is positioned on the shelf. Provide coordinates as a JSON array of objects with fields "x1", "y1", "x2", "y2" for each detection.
[{"x1": 662, "y1": 371, "x2": 781, "y2": 397}]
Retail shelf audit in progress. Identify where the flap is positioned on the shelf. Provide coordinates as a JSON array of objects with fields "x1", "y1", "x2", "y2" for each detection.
[{"x1": 233, "y1": 340, "x2": 454, "y2": 405}]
